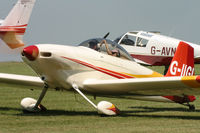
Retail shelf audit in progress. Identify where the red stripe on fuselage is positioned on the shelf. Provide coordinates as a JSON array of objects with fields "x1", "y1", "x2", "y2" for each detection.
[{"x1": 61, "y1": 56, "x2": 134, "y2": 79}]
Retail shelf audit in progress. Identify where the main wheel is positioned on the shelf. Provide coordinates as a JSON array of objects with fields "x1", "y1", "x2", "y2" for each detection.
[{"x1": 20, "y1": 97, "x2": 46, "y2": 112}]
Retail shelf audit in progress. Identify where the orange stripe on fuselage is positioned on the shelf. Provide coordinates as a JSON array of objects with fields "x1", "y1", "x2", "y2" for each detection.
[{"x1": 121, "y1": 71, "x2": 163, "y2": 78}]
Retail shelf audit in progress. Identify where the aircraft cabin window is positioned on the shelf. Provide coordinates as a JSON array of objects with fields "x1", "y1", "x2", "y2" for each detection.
[
  {"x1": 120, "y1": 35, "x2": 136, "y2": 46},
  {"x1": 136, "y1": 37, "x2": 149, "y2": 47}
]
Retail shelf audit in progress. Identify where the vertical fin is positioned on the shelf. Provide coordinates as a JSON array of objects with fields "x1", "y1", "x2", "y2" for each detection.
[
  {"x1": 2, "y1": 0, "x2": 36, "y2": 26},
  {"x1": 165, "y1": 41, "x2": 196, "y2": 104},
  {"x1": 165, "y1": 41, "x2": 194, "y2": 76},
  {"x1": 0, "y1": 0, "x2": 36, "y2": 49}
]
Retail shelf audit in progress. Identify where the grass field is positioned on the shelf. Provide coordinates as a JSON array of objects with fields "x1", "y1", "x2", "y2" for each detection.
[{"x1": 0, "y1": 62, "x2": 200, "y2": 133}]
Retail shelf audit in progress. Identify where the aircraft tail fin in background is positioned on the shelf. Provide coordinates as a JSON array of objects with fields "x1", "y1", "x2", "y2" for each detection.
[
  {"x1": 0, "y1": 0, "x2": 36, "y2": 49},
  {"x1": 165, "y1": 41, "x2": 194, "y2": 77}
]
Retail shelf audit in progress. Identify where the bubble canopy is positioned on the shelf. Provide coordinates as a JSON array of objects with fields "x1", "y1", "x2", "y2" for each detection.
[{"x1": 79, "y1": 38, "x2": 134, "y2": 61}]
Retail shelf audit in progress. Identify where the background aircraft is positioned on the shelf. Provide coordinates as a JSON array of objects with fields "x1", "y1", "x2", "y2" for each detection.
[
  {"x1": 114, "y1": 31, "x2": 200, "y2": 73},
  {"x1": 0, "y1": 19, "x2": 3, "y2": 25},
  {"x1": 0, "y1": 0, "x2": 36, "y2": 61}
]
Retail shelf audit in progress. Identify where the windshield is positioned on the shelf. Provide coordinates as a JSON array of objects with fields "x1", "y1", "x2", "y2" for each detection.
[
  {"x1": 114, "y1": 36, "x2": 122, "y2": 43},
  {"x1": 79, "y1": 38, "x2": 134, "y2": 61}
]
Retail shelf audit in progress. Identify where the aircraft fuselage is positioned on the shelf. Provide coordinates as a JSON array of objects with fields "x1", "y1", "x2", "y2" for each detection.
[{"x1": 116, "y1": 31, "x2": 200, "y2": 66}]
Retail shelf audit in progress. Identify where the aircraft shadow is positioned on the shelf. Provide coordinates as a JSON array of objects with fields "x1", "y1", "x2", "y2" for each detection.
[
  {"x1": 0, "y1": 107, "x2": 97, "y2": 116},
  {"x1": 127, "y1": 106, "x2": 200, "y2": 113},
  {"x1": 118, "y1": 106, "x2": 200, "y2": 120},
  {"x1": 0, "y1": 107, "x2": 22, "y2": 112},
  {"x1": 18, "y1": 110, "x2": 98, "y2": 116},
  {"x1": 1, "y1": 106, "x2": 200, "y2": 120},
  {"x1": 119, "y1": 112, "x2": 200, "y2": 120}
]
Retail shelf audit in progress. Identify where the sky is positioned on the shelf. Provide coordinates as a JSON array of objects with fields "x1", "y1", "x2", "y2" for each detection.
[{"x1": 0, "y1": 0, "x2": 200, "y2": 61}]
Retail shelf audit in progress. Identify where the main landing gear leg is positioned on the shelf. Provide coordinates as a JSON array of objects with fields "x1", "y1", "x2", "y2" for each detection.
[
  {"x1": 181, "y1": 95, "x2": 196, "y2": 111},
  {"x1": 184, "y1": 103, "x2": 195, "y2": 111},
  {"x1": 33, "y1": 84, "x2": 48, "y2": 111},
  {"x1": 72, "y1": 84, "x2": 97, "y2": 109},
  {"x1": 72, "y1": 84, "x2": 120, "y2": 116},
  {"x1": 20, "y1": 84, "x2": 48, "y2": 112},
  {"x1": 164, "y1": 65, "x2": 169, "y2": 75}
]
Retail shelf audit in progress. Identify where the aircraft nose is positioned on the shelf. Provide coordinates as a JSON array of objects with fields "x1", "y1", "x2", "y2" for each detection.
[{"x1": 22, "y1": 45, "x2": 39, "y2": 61}]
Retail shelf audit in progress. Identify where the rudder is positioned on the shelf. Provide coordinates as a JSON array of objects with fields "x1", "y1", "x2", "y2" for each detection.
[{"x1": 165, "y1": 41, "x2": 194, "y2": 76}]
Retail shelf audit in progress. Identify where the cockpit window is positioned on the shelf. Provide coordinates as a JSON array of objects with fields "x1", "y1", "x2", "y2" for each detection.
[
  {"x1": 121, "y1": 35, "x2": 136, "y2": 46},
  {"x1": 79, "y1": 38, "x2": 133, "y2": 61},
  {"x1": 115, "y1": 34, "x2": 136, "y2": 46},
  {"x1": 136, "y1": 37, "x2": 149, "y2": 47},
  {"x1": 114, "y1": 37, "x2": 121, "y2": 43}
]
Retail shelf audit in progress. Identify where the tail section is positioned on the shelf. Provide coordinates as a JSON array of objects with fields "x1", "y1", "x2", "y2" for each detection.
[
  {"x1": 2, "y1": 0, "x2": 36, "y2": 26},
  {"x1": 0, "y1": 0, "x2": 36, "y2": 49},
  {"x1": 165, "y1": 41, "x2": 194, "y2": 76},
  {"x1": 164, "y1": 41, "x2": 196, "y2": 105}
]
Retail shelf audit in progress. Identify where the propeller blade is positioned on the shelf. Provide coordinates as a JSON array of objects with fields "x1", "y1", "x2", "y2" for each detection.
[{"x1": 103, "y1": 32, "x2": 110, "y2": 39}]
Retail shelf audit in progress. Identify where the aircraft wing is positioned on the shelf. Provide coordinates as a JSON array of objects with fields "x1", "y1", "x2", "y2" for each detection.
[
  {"x1": 0, "y1": 73, "x2": 44, "y2": 89},
  {"x1": 134, "y1": 58, "x2": 151, "y2": 66},
  {"x1": 83, "y1": 76, "x2": 200, "y2": 96}
]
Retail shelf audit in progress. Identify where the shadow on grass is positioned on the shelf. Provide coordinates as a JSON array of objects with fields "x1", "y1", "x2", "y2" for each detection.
[
  {"x1": 0, "y1": 107, "x2": 97, "y2": 116},
  {"x1": 118, "y1": 106, "x2": 200, "y2": 120},
  {"x1": 119, "y1": 112, "x2": 200, "y2": 120},
  {"x1": 0, "y1": 107, "x2": 22, "y2": 112},
  {"x1": 128, "y1": 106, "x2": 200, "y2": 113},
  {"x1": 18, "y1": 109, "x2": 98, "y2": 116},
  {"x1": 1, "y1": 106, "x2": 200, "y2": 120}
]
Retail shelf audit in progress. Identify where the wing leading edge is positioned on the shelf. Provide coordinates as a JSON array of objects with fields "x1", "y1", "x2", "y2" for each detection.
[
  {"x1": 83, "y1": 76, "x2": 200, "y2": 96},
  {"x1": 0, "y1": 73, "x2": 44, "y2": 89}
]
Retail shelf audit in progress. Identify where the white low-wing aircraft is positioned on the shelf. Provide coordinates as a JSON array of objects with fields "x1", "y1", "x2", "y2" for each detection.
[
  {"x1": 0, "y1": 36, "x2": 200, "y2": 115},
  {"x1": 115, "y1": 31, "x2": 200, "y2": 67}
]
